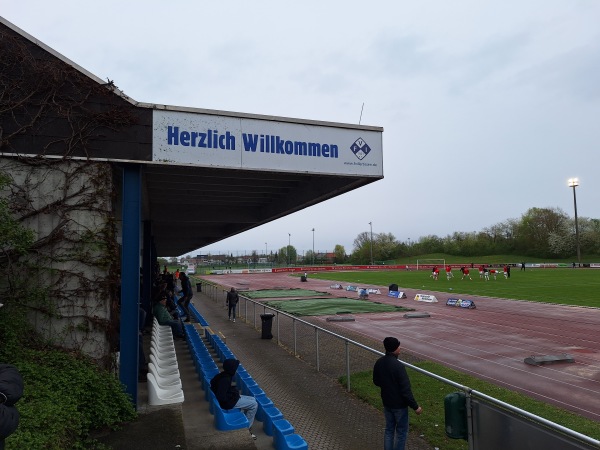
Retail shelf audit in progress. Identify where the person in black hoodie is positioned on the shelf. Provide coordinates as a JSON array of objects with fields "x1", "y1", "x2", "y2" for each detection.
[
  {"x1": 0, "y1": 364, "x2": 24, "y2": 450},
  {"x1": 210, "y1": 359, "x2": 258, "y2": 439},
  {"x1": 373, "y1": 337, "x2": 423, "y2": 450}
]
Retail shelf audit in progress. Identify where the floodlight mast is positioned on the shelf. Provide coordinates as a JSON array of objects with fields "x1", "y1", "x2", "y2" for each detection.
[
  {"x1": 568, "y1": 178, "x2": 581, "y2": 266},
  {"x1": 369, "y1": 222, "x2": 374, "y2": 265}
]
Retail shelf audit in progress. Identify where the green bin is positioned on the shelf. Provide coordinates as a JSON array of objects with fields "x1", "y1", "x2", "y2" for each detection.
[{"x1": 444, "y1": 391, "x2": 468, "y2": 440}]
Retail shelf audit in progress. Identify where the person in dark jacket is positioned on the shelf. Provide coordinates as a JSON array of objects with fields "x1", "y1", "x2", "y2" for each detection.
[
  {"x1": 226, "y1": 287, "x2": 239, "y2": 322},
  {"x1": 373, "y1": 337, "x2": 423, "y2": 450},
  {"x1": 210, "y1": 359, "x2": 258, "y2": 439},
  {"x1": 0, "y1": 364, "x2": 24, "y2": 450},
  {"x1": 178, "y1": 272, "x2": 193, "y2": 322}
]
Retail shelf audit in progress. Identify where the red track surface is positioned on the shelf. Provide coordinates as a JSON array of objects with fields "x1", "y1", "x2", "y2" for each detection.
[{"x1": 202, "y1": 271, "x2": 600, "y2": 421}]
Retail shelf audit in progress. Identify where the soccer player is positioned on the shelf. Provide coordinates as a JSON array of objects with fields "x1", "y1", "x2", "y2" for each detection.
[
  {"x1": 483, "y1": 268, "x2": 490, "y2": 281},
  {"x1": 446, "y1": 265, "x2": 453, "y2": 280},
  {"x1": 460, "y1": 267, "x2": 472, "y2": 280},
  {"x1": 478, "y1": 265, "x2": 485, "y2": 279}
]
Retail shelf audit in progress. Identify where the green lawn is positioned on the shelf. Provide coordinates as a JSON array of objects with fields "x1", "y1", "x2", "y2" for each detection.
[
  {"x1": 307, "y1": 268, "x2": 600, "y2": 307},
  {"x1": 344, "y1": 362, "x2": 600, "y2": 450}
]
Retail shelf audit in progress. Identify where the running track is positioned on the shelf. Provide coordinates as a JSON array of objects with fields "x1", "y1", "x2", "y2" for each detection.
[{"x1": 202, "y1": 271, "x2": 600, "y2": 422}]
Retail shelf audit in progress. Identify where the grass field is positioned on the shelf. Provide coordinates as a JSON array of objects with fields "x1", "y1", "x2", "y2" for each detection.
[{"x1": 306, "y1": 268, "x2": 600, "y2": 308}]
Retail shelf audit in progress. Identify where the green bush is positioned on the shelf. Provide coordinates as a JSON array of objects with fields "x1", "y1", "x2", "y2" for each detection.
[{"x1": 0, "y1": 311, "x2": 136, "y2": 449}]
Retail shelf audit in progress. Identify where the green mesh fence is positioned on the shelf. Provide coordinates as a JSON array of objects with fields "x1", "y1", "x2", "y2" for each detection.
[
  {"x1": 244, "y1": 289, "x2": 330, "y2": 299},
  {"x1": 263, "y1": 298, "x2": 413, "y2": 316}
]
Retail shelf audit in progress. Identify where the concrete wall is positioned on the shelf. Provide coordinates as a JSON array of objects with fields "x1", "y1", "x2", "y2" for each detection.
[{"x1": 0, "y1": 157, "x2": 117, "y2": 362}]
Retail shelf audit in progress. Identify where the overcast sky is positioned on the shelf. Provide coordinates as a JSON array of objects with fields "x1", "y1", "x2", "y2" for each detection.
[{"x1": 4, "y1": 1, "x2": 600, "y2": 257}]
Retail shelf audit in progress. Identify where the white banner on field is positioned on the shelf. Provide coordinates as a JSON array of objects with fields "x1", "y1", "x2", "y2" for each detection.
[
  {"x1": 415, "y1": 294, "x2": 438, "y2": 303},
  {"x1": 152, "y1": 109, "x2": 383, "y2": 176}
]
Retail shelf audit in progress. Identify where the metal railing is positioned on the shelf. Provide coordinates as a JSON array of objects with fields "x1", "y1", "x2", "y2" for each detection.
[{"x1": 200, "y1": 280, "x2": 600, "y2": 450}]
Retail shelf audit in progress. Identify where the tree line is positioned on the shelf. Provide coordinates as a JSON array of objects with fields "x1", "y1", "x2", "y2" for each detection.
[
  {"x1": 351, "y1": 207, "x2": 600, "y2": 264},
  {"x1": 175, "y1": 206, "x2": 599, "y2": 266}
]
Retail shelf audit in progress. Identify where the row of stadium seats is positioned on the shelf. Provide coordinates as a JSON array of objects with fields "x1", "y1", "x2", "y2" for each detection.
[
  {"x1": 186, "y1": 323, "x2": 308, "y2": 449},
  {"x1": 147, "y1": 318, "x2": 185, "y2": 405}
]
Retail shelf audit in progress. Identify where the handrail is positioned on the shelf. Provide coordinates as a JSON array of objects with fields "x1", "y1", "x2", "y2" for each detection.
[{"x1": 198, "y1": 279, "x2": 600, "y2": 448}]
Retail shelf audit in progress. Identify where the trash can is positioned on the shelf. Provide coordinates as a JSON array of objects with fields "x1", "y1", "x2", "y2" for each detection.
[
  {"x1": 444, "y1": 391, "x2": 468, "y2": 440},
  {"x1": 196, "y1": 282, "x2": 202, "y2": 293},
  {"x1": 300, "y1": 275, "x2": 307, "y2": 282},
  {"x1": 260, "y1": 313, "x2": 275, "y2": 339},
  {"x1": 389, "y1": 283, "x2": 398, "y2": 291}
]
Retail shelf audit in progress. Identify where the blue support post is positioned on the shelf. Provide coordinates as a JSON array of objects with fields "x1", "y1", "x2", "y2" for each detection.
[
  {"x1": 120, "y1": 164, "x2": 141, "y2": 406},
  {"x1": 141, "y1": 221, "x2": 152, "y2": 324}
]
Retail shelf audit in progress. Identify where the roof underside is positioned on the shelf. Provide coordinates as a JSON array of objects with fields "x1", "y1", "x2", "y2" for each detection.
[{"x1": 143, "y1": 164, "x2": 376, "y2": 256}]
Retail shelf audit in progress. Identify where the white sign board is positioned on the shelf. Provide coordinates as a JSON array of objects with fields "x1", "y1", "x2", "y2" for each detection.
[
  {"x1": 415, "y1": 294, "x2": 438, "y2": 303},
  {"x1": 152, "y1": 110, "x2": 383, "y2": 176}
]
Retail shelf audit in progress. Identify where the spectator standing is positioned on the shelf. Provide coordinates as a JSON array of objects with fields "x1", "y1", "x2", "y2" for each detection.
[
  {"x1": 373, "y1": 337, "x2": 423, "y2": 450},
  {"x1": 210, "y1": 359, "x2": 258, "y2": 440},
  {"x1": 226, "y1": 287, "x2": 239, "y2": 322},
  {"x1": 178, "y1": 272, "x2": 193, "y2": 322}
]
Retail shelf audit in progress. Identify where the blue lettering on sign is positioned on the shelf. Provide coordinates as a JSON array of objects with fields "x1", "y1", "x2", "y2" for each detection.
[
  {"x1": 242, "y1": 133, "x2": 338, "y2": 159},
  {"x1": 167, "y1": 126, "x2": 236, "y2": 150},
  {"x1": 166, "y1": 126, "x2": 343, "y2": 159}
]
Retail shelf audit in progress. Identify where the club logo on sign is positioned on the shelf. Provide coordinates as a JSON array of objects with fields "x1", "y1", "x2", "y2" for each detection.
[{"x1": 351, "y1": 137, "x2": 371, "y2": 160}]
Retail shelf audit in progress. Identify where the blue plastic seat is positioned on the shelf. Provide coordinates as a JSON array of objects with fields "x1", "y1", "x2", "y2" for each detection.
[
  {"x1": 208, "y1": 390, "x2": 250, "y2": 431},
  {"x1": 261, "y1": 406, "x2": 284, "y2": 436},
  {"x1": 254, "y1": 394, "x2": 275, "y2": 422},
  {"x1": 272, "y1": 419, "x2": 308, "y2": 450}
]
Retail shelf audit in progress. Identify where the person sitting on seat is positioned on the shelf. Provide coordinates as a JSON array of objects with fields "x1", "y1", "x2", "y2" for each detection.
[
  {"x1": 210, "y1": 359, "x2": 258, "y2": 440},
  {"x1": 152, "y1": 296, "x2": 185, "y2": 340}
]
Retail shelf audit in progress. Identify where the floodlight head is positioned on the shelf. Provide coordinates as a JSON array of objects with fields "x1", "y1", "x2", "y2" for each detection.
[{"x1": 568, "y1": 177, "x2": 579, "y2": 188}]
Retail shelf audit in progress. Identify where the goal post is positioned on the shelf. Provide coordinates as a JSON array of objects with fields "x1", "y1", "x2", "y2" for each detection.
[{"x1": 416, "y1": 259, "x2": 445, "y2": 271}]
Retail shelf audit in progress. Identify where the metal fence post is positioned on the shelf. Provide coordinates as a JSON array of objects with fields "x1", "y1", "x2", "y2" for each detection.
[
  {"x1": 315, "y1": 328, "x2": 320, "y2": 372},
  {"x1": 466, "y1": 391, "x2": 475, "y2": 450},
  {"x1": 293, "y1": 319, "x2": 297, "y2": 356},
  {"x1": 345, "y1": 340, "x2": 351, "y2": 392}
]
